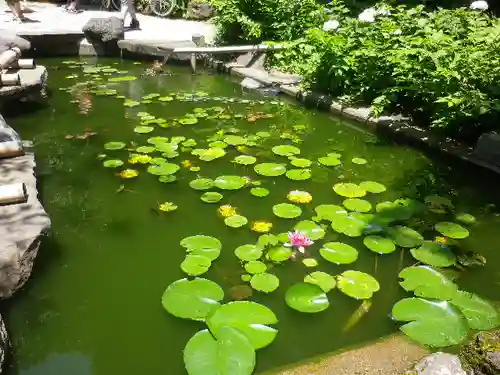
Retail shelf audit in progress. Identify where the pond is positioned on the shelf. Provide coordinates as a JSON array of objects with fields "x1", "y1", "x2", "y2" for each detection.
[{"x1": 3, "y1": 58, "x2": 500, "y2": 375}]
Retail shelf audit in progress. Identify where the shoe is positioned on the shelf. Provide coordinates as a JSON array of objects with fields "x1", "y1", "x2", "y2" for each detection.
[{"x1": 127, "y1": 19, "x2": 140, "y2": 30}]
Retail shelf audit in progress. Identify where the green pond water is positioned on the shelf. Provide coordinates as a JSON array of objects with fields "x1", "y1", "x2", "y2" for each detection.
[{"x1": 3, "y1": 58, "x2": 500, "y2": 375}]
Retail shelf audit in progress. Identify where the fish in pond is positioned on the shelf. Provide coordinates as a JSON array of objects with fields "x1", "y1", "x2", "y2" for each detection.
[{"x1": 342, "y1": 300, "x2": 372, "y2": 332}]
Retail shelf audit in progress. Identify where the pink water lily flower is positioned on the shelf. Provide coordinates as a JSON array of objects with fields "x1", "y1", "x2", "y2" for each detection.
[{"x1": 284, "y1": 231, "x2": 314, "y2": 253}]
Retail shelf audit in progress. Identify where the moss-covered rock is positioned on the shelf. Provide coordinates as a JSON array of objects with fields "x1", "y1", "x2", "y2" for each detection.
[{"x1": 459, "y1": 330, "x2": 500, "y2": 375}]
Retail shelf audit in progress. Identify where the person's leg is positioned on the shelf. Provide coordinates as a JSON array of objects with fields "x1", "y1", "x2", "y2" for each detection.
[
  {"x1": 120, "y1": 0, "x2": 130, "y2": 23},
  {"x1": 126, "y1": 0, "x2": 139, "y2": 29},
  {"x1": 7, "y1": 0, "x2": 25, "y2": 21}
]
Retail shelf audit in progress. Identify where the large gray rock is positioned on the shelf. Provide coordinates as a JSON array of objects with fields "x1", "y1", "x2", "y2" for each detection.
[
  {"x1": 412, "y1": 353, "x2": 466, "y2": 375},
  {"x1": 0, "y1": 31, "x2": 31, "y2": 54},
  {"x1": 460, "y1": 330, "x2": 500, "y2": 375},
  {"x1": 473, "y1": 132, "x2": 500, "y2": 167},
  {"x1": 82, "y1": 17, "x2": 124, "y2": 43},
  {"x1": 186, "y1": 0, "x2": 214, "y2": 19}
]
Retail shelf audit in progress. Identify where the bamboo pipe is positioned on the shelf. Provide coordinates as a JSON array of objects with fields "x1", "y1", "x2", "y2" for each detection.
[
  {"x1": 0, "y1": 48, "x2": 21, "y2": 70},
  {"x1": 0, "y1": 73, "x2": 21, "y2": 86},
  {"x1": 8, "y1": 59, "x2": 36, "y2": 70},
  {"x1": 0, "y1": 183, "x2": 28, "y2": 205},
  {"x1": 0, "y1": 140, "x2": 24, "y2": 158}
]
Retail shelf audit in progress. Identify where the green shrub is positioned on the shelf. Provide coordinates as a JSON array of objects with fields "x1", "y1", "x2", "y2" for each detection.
[{"x1": 269, "y1": 4, "x2": 500, "y2": 141}]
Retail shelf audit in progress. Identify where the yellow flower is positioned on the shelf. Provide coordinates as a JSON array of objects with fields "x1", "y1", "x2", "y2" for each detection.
[
  {"x1": 251, "y1": 220, "x2": 273, "y2": 233},
  {"x1": 287, "y1": 190, "x2": 313, "y2": 204},
  {"x1": 218, "y1": 205, "x2": 237, "y2": 218},
  {"x1": 434, "y1": 236, "x2": 449, "y2": 245},
  {"x1": 159, "y1": 202, "x2": 178, "y2": 212},
  {"x1": 129, "y1": 154, "x2": 152, "y2": 164},
  {"x1": 182, "y1": 160, "x2": 192, "y2": 168},
  {"x1": 120, "y1": 169, "x2": 139, "y2": 179}
]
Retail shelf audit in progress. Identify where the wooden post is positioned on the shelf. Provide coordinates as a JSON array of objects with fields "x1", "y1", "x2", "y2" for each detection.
[
  {"x1": 0, "y1": 183, "x2": 28, "y2": 205},
  {"x1": 8, "y1": 59, "x2": 36, "y2": 69},
  {"x1": 0, "y1": 73, "x2": 21, "y2": 86},
  {"x1": 0, "y1": 48, "x2": 21, "y2": 70},
  {"x1": 0, "y1": 140, "x2": 24, "y2": 158}
]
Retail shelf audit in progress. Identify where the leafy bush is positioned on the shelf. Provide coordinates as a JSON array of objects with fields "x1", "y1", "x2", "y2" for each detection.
[
  {"x1": 269, "y1": 4, "x2": 500, "y2": 141},
  {"x1": 209, "y1": 0, "x2": 326, "y2": 44}
]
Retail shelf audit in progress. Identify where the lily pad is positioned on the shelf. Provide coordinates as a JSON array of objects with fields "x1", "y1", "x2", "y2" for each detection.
[
  {"x1": 352, "y1": 157, "x2": 367, "y2": 165},
  {"x1": 159, "y1": 202, "x2": 178, "y2": 212},
  {"x1": 244, "y1": 261, "x2": 267, "y2": 274},
  {"x1": 109, "y1": 75, "x2": 137, "y2": 82},
  {"x1": 314, "y1": 204, "x2": 347, "y2": 221},
  {"x1": 272, "y1": 145, "x2": 300, "y2": 157},
  {"x1": 224, "y1": 215, "x2": 248, "y2": 228},
  {"x1": 214, "y1": 175, "x2": 247, "y2": 190},
  {"x1": 103, "y1": 159, "x2": 123, "y2": 168},
  {"x1": 320, "y1": 242, "x2": 359, "y2": 264},
  {"x1": 183, "y1": 327, "x2": 256, "y2": 375},
  {"x1": 233, "y1": 155, "x2": 257, "y2": 165},
  {"x1": 206, "y1": 301, "x2": 278, "y2": 349},
  {"x1": 235, "y1": 245, "x2": 263, "y2": 261},
  {"x1": 136, "y1": 146, "x2": 156, "y2": 153},
  {"x1": 224, "y1": 135, "x2": 247, "y2": 146},
  {"x1": 209, "y1": 141, "x2": 228, "y2": 149},
  {"x1": 161, "y1": 278, "x2": 224, "y2": 320},
  {"x1": 190, "y1": 178, "x2": 214, "y2": 190},
  {"x1": 294, "y1": 221, "x2": 326, "y2": 240},
  {"x1": 286, "y1": 169, "x2": 312, "y2": 181},
  {"x1": 333, "y1": 183, "x2": 366, "y2": 198},
  {"x1": 250, "y1": 187, "x2": 269, "y2": 197},
  {"x1": 285, "y1": 283, "x2": 329, "y2": 313},
  {"x1": 387, "y1": 226, "x2": 424, "y2": 248},
  {"x1": 181, "y1": 255, "x2": 212, "y2": 276},
  {"x1": 254, "y1": 163, "x2": 287, "y2": 177},
  {"x1": 398, "y1": 266, "x2": 457, "y2": 300},
  {"x1": 267, "y1": 246, "x2": 293, "y2": 262},
  {"x1": 201, "y1": 192, "x2": 223, "y2": 203},
  {"x1": 104, "y1": 141, "x2": 126, "y2": 150},
  {"x1": 450, "y1": 291, "x2": 499, "y2": 330},
  {"x1": 391, "y1": 297, "x2": 468, "y2": 347},
  {"x1": 123, "y1": 99, "x2": 140, "y2": 107},
  {"x1": 147, "y1": 136, "x2": 169, "y2": 145},
  {"x1": 435, "y1": 222, "x2": 469, "y2": 239},
  {"x1": 194, "y1": 148, "x2": 226, "y2": 161},
  {"x1": 343, "y1": 198, "x2": 372, "y2": 213},
  {"x1": 250, "y1": 273, "x2": 280, "y2": 293},
  {"x1": 363, "y1": 235, "x2": 396, "y2": 254},
  {"x1": 455, "y1": 213, "x2": 476, "y2": 225},
  {"x1": 410, "y1": 241, "x2": 456, "y2": 267},
  {"x1": 302, "y1": 258, "x2": 318, "y2": 267},
  {"x1": 147, "y1": 163, "x2": 180, "y2": 176},
  {"x1": 290, "y1": 158, "x2": 312, "y2": 168},
  {"x1": 318, "y1": 155, "x2": 341, "y2": 167},
  {"x1": 272, "y1": 203, "x2": 302, "y2": 219},
  {"x1": 359, "y1": 181, "x2": 386, "y2": 193},
  {"x1": 180, "y1": 235, "x2": 222, "y2": 261},
  {"x1": 337, "y1": 271, "x2": 380, "y2": 299},
  {"x1": 330, "y1": 212, "x2": 367, "y2": 237},
  {"x1": 179, "y1": 117, "x2": 198, "y2": 125},
  {"x1": 134, "y1": 125, "x2": 154, "y2": 134},
  {"x1": 159, "y1": 175, "x2": 177, "y2": 183},
  {"x1": 304, "y1": 271, "x2": 336, "y2": 292}
]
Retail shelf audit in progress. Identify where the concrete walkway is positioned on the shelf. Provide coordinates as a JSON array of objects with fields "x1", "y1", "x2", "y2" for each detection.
[{"x1": 0, "y1": 0, "x2": 215, "y2": 42}]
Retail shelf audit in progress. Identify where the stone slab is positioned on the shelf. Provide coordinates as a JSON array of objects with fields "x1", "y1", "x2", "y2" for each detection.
[
  {"x1": 117, "y1": 39, "x2": 196, "y2": 60},
  {"x1": 0, "y1": 65, "x2": 46, "y2": 100}
]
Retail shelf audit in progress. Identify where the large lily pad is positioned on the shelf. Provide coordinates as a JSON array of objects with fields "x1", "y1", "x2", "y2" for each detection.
[
  {"x1": 435, "y1": 222, "x2": 469, "y2": 239},
  {"x1": 214, "y1": 175, "x2": 247, "y2": 190},
  {"x1": 314, "y1": 204, "x2": 347, "y2": 221},
  {"x1": 304, "y1": 271, "x2": 337, "y2": 292},
  {"x1": 290, "y1": 158, "x2": 312, "y2": 168},
  {"x1": 410, "y1": 241, "x2": 456, "y2": 267},
  {"x1": 103, "y1": 159, "x2": 124, "y2": 168},
  {"x1": 398, "y1": 266, "x2": 457, "y2": 300},
  {"x1": 318, "y1": 155, "x2": 341, "y2": 167},
  {"x1": 286, "y1": 169, "x2": 312, "y2": 181},
  {"x1": 333, "y1": 183, "x2": 366, "y2": 198},
  {"x1": 224, "y1": 135, "x2": 247, "y2": 146},
  {"x1": 224, "y1": 215, "x2": 248, "y2": 228},
  {"x1": 250, "y1": 187, "x2": 269, "y2": 197},
  {"x1": 343, "y1": 198, "x2": 372, "y2": 213},
  {"x1": 134, "y1": 126, "x2": 154, "y2": 134},
  {"x1": 391, "y1": 297, "x2": 468, "y2": 347},
  {"x1": 181, "y1": 255, "x2": 212, "y2": 276},
  {"x1": 233, "y1": 155, "x2": 257, "y2": 165},
  {"x1": 285, "y1": 283, "x2": 329, "y2": 313},
  {"x1": 294, "y1": 221, "x2": 326, "y2": 240},
  {"x1": 147, "y1": 163, "x2": 180, "y2": 176},
  {"x1": 104, "y1": 141, "x2": 126, "y2": 150},
  {"x1": 266, "y1": 246, "x2": 293, "y2": 262},
  {"x1": 455, "y1": 213, "x2": 476, "y2": 225},
  {"x1": 337, "y1": 271, "x2": 380, "y2": 300},
  {"x1": 201, "y1": 192, "x2": 223, "y2": 203},
  {"x1": 450, "y1": 291, "x2": 499, "y2": 330},
  {"x1": 250, "y1": 273, "x2": 280, "y2": 293},
  {"x1": 180, "y1": 235, "x2": 222, "y2": 261},
  {"x1": 363, "y1": 236, "x2": 396, "y2": 254},
  {"x1": 183, "y1": 327, "x2": 255, "y2": 375},
  {"x1": 235, "y1": 245, "x2": 263, "y2": 261},
  {"x1": 179, "y1": 116, "x2": 198, "y2": 125},
  {"x1": 273, "y1": 203, "x2": 302, "y2": 219},
  {"x1": 194, "y1": 148, "x2": 226, "y2": 161},
  {"x1": 320, "y1": 242, "x2": 358, "y2": 264},
  {"x1": 359, "y1": 181, "x2": 386, "y2": 193},
  {"x1": 387, "y1": 226, "x2": 423, "y2": 248},
  {"x1": 272, "y1": 145, "x2": 300, "y2": 157},
  {"x1": 190, "y1": 178, "x2": 215, "y2": 190},
  {"x1": 244, "y1": 261, "x2": 267, "y2": 274},
  {"x1": 254, "y1": 163, "x2": 287, "y2": 177},
  {"x1": 206, "y1": 301, "x2": 278, "y2": 349},
  {"x1": 161, "y1": 278, "x2": 224, "y2": 320},
  {"x1": 330, "y1": 212, "x2": 367, "y2": 237}
]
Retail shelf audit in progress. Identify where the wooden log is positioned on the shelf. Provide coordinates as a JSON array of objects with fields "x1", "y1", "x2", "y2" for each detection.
[
  {"x1": 8, "y1": 59, "x2": 36, "y2": 70},
  {"x1": 0, "y1": 73, "x2": 21, "y2": 86},
  {"x1": 0, "y1": 140, "x2": 24, "y2": 158},
  {"x1": 0, "y1": 48, "x2": 21, "y2": 70},
  {"x1": 0, "y1": 183, "x2": 28, "y2": 205}
]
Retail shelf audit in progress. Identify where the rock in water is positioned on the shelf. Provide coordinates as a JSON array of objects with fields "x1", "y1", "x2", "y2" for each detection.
[
  {"x1": 0, "y1": 32, "x2": 31, "y2": 54},
  {"x1": 412, "y1": 353, "x2": 466, "y2": 375},
  {"x1": 460, "y1": 331, "x2": 500, "y2": 375},
  {"x1": 240, "y1": 78, "x2": 262, "y2": 90},
  {"x1": 186, "y1": 0, "x2": 214, "y2": 19},
  {"x1": 82, "y1": 17, "x2": 125, "y2": 43}
]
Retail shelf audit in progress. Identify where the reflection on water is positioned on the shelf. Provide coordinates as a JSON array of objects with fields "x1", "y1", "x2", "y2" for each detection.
[{"x1": 20, "y1": 352, "x2": 92, "y2": 375}]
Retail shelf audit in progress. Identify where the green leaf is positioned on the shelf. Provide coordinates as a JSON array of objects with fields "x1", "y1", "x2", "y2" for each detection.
[
  {"x1": 244, "y1": 260, "x2": 267, "y2": 274},
  {"x1": 337, "y1": 270, "x2": 380, "y2": 300},
  {"x1": 359, "y1": 181, "x2": 386, "y2": 193},
  {"x1": 136, "y1": 146, "x2": 155, "y2": 153},
  {"x1": 134, "y1": 126, "x2": 154, "y2": 134},
  {"x1": 235, "y1": 245, "x2": 263, "y2": 261},
  {"x1": 333, "y1": 183, "x2": 366, "y2": 198},
  {"x1": 314, "y1": 204, "x2": 347, "y2": 221},
  {"x1": 254, "y1": 163, "x2": 287, "y2": 177},
  {"x1": 318, "y1": 155, "x2": 341, "y2": 166},
  {"x1": 363, "y1": 235, "x2": 396, "y2": 254},
  {"x1": 285, "y1": 283, "x2": 329, "y2": 313},
  {"x1": 179, "y1": 116, "x2": 198, "y2": 125},
  {"x1": 233, "y1": 155, "x2": 257, "y2": 165},
  {"x1": 224, "y1": 215, "x2": 248, "y2": 228},
  {"x1": 180, "y1": 235, "x2": 222, "y2": 261},
  {"x1": 190, "y1": 178, "x2": 215, "y2": 190},
  {"x1": 286, "y1": 169, "x2": 312, "y2": 180},
  {"x1": 147, "y1": 136, "x2": 169, "y2": 145},
  {"x1": 330, "y1": 212, "x2": 368, "y2": 237},
  {"x1": 183, "y1": 327, "x2": 256, "y2": 375},
  {"x1": 109, "y1": 75, "x2": 137, "y2": 82},
  {"x1": 194, "y1": 148, "x2": 226, "y2": 161},
  {"x1": 398, "y1": 266, "x2": 457, "y2": 300},
  {"x1": 214, "y1": 175, "x2": 247, "y2": 190},
  {"x1": 294, "y1": 220, "x2": 325, "y2": 240},
  {"x1": 320, "y1": 242, "x2": 358, "y2": 264},
  {"x1": 201, "y1": 192, "x2": 223, "y2": 203},
  {"x1": 343, "y1": 198, "x2": 372, "y2": 213},
  {"x1": 272, "y1": 145, "x2": 301, "y2": 156},
  {"x1": 387, "y1": 226, "x2": 424, "y2": 248},
  {"x1": 352, "y1": 157, "x2": 367, "y2": 165},
  {"x1": 273, "y1": 203, "x2": 302, "y2": 219},
  {"x1": 455, "y1": 213, "x2": 476, "y2": 225},
  {"x1": 103, "y1": 159, "x2": 124, "y2": 168},
  {"x1": 304, "y1": 271, "x2": 337, "y2": 292},
  {"x1": 250, "y1": 187, "x2": 269, "y2": 197},
  {"x1": 206, "y1": 301, "x2": 278, "y2": 349},
  {"x1": 450, "y1": 291, "x2": 499, "y2": 330},
  {"x1": 147, "y1": 163, "x2": 180, "y2": 176},
  {"x1": 104, "y1": 141, "x2": 126, "y2": 150},
  {"x1": 161, "y1": 278, "x2": 223, "y2": 320},
  {"x1": 181, "y1": 255, "x2": 212, "y2": 276},
  {"x1": 435, "y1": 222, "x2": 469, "y2": 239},
  {"x1": 410, "y1": 241, "x2": 456, "y2": 267},
  {"x1": 392, "y1": 297, "x2": 468, "y2": 347},
  {"x1": 290, "y1": 158, "x2": 312, "y2": 168},
  {"x1": 266, "y1": 246, "x2": 293, "y2": 262},
  {"x1": 250, "y1": 273, "x2": 280, "y2": 293}
]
